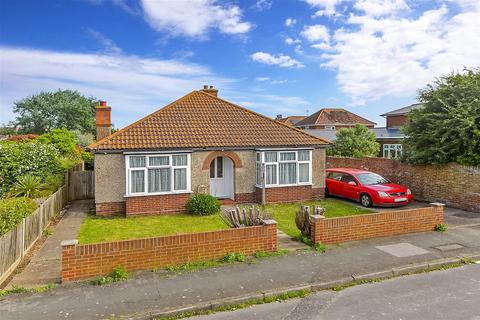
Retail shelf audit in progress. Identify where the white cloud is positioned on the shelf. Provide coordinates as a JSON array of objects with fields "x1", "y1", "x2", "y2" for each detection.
[
  {"x1": 140, "y1": 0, "x2": 252, "y2": 38},
  {"x1": 86, "y1": 29, "x2": 122, "y2": 54},
  {"x1": 251, "y1": 0, "x2": 273, "y2": 11},
  {"x1": 251, "y1": 52, "x2": 304, "y2": 68},
  {"x1": 255, "y1": 77, "x2": 270, "y2": 81},
  {"x1": 353, "y1": 0, "x2": 409, "y2": 17},
  {"x1": 285, "y1": 37, "x2": 301, "y2": 45},
  {"x1": 301, "y1": 24, "x2": 330, "y2": 42},
  {"x1": 285, "y1": 18, "x2": 297, "y2": 27},
  {"x1": 0, "y1": 47, "x2": 233, "y2": 127},
  {"x1": 305, "y1": 0, "x2": 342, "y2": 17},
  {"x1": 321, "y1": 3, "x2": 480, "y2": 103}
]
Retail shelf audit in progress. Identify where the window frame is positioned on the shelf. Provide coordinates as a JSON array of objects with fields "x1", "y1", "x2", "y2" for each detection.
[
  {"x1": 383, "y1": 144, "x2": 403, "y2": 159},
  {"x1": 125, "y1": 153, "x2": 191, "y2": 197},
  {"x1": 255, "y1": 149, "x2": 312, "y2": 188}
]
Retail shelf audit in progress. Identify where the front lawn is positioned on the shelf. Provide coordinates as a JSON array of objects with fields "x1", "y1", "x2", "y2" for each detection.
[
  {"x1": 263, "y1": 198, "x2": 373, "y2": 238},
  {"x1": 78, "y1": 213, "x2": 229, "y2": 244}
]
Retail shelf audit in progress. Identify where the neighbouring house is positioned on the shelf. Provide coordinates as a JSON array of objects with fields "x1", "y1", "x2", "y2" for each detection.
[
  {"x1": 371, "y1": 103, "x2": 423, "y2": 159},
  {"x1": 275, "y1": 115, "x2": 306, "y2": 126},
  {"x1": 88, "y1": 86, "x2": 329, "y2": 216},
  {"x1": 292, "y1": 108, "x2": 376, "y2": 142}
]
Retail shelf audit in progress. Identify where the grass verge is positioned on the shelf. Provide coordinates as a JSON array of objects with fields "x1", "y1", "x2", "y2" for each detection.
[
  {"x1": 153, "y1": 289, "x2": 310, "y2": 320},
  {"x1": 0, "y1": 283, "x2": 56, "y2": 298}
]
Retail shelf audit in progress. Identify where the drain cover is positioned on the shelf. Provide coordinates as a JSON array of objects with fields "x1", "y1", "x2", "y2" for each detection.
[{"x1": 433, "y1": 243, "x2": 465, "y2": 252}]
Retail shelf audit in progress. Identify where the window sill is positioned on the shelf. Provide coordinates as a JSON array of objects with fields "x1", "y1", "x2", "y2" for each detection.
[
  {"x1": 124, "y1": 191, "x2": 193, "y2": 198},
  {"x1": 255, "y1": 183, "x2": 313, "y2": 189}
]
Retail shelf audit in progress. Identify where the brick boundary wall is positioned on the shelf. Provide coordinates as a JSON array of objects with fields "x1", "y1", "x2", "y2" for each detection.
[
  {"x1": 255, "y1": 186, "x2": 324, "y2": 204},
  {"x1": 326, "y1": 156, "x2": 480, "y2": 213},
  {"x1": 96, "y1": 201, "x2": 126, "y2": 216},
  {"x1": 310, "y1": 204, "x2": 445, "y2": 244},
  {"x1": 61, "y1": 221, "x2": 277, "y2": 282},
  {"x1": 125, "y1": 193, "x2": 192, "y2": 216}
]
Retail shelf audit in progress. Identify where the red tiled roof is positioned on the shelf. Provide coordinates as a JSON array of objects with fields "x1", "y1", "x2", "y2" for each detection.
[
  {"x1": 295, "y1": 108, "x2": 376, "y2": 127},
  {"x1": 89, "y1": 90, "x2": 329, "y2": 151},
  {"x1": 276, "y1": 116, "x2": 306, "y2": 126}
]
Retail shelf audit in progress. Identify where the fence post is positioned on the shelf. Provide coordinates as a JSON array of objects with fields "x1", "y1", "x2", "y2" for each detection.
[{"x1": 21, "y1": 218, "x2": 26, "y2": 257}]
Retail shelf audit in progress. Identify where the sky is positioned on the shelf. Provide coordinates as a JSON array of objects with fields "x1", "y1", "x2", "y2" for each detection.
[{"x1": 1, "y1": 0, "x2": 479, "y2": 128}]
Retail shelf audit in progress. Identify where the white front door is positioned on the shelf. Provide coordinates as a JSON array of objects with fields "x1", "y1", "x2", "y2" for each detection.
[{"x1": 209, "y1": 156, "x2": 234, "y2": 199}]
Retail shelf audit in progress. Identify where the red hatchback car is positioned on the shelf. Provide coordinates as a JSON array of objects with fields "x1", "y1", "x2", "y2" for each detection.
[{"x1": 325, "y1": 168, "x2": 413, "y2": 207}]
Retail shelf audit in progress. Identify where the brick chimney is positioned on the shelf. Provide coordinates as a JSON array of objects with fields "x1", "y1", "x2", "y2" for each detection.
[
  {"x1": 95, "y1": 100, "x2": 111, "y2": 141},
  {"x1": 200, "y1": 85, "x2": 218, "y2": 97}
]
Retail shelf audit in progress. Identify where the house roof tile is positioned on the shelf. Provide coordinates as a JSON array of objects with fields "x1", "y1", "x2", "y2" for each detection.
[
  {"x1": 295, "y1": 108, "x2": 376, "y2": 127},
  {"x1": 89, "y1": 90, "x2": 328, "y2": 151}
]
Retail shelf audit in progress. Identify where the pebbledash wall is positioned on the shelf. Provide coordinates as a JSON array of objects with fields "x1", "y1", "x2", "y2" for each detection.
[
  {"x1": 94, "y1": 148, "x2": 326, "y2": 216},
  {"x1": 61, "y1": 221, "x2": 277, "y2": 282},
  {"x1": 310, "y1": 204, "x2": 445, "y2": 244},
  {"x1": 326, "y1": 156, "x2": 480, "y2": 213}
]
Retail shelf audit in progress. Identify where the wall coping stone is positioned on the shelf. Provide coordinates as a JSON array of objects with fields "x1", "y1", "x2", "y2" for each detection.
[
  {"x1": 263, "y1": 219, "x2": 277, "y2": 225},
  {"x1": 61, "y1": 239, "x2": 78, "y2": 247},
  {"x1": 430, "y1": 202, "x2": 446, "y2": 207}
]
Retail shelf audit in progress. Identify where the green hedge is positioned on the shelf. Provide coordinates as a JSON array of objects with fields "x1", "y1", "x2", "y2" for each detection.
[
  {"x1": 0, "y1": 140, "x2": 62, "y2": 197},
  {"x1": 0, "y1": 198, "x2": 38, "y2": 236},
  {"x1": 186, "y1": 194, "x2": 221, "y2": 216}
]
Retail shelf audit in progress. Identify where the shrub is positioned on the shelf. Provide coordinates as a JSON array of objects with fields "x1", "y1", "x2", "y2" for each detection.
[
  {"x1": 81, "y1": 151, "x2": 94, "y2": 170},
  {"x1": 186, "y1": 194, "x2": 220, "y2": 216},
  {"x1": 91, "y1": 265, "x2": 129, "y2": 285},
  {"x1": 7, "y1": 174, "x2": 46, "y2": 198},
  {"x1": 38, "y1": 128, "x2": 78, "y2": 156},
  {"x1": 43, "y1": 174, "x2": 64, "y2": 192},
  {"x1": 0, "y1": 198, "x2": 37, "y2": 235},
  {"x1": 0, "y1": 140, "x2": 61, "y2": 197},
  {"x1": 71, "y1": 130, "x2": 94, "y2": 148},
  {"x1": 434, "y1": 223, "x2": 447, "y2": 232}
]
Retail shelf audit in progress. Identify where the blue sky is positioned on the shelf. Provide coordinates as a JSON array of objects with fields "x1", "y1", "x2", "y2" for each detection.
[{"x1": 1, "y1": 0, "x2": 479, "y2": 128}]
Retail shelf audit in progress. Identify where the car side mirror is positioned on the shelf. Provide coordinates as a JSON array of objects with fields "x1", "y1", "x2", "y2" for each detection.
[{"x1": 348, "y1": 181, "x2": 357, "y2": 186}]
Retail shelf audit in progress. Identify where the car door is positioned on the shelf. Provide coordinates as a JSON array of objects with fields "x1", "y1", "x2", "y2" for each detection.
[
  {"x1": 341, "y1": 174, "x2": 361, "y2": 200},
  {"x1": 326, "y1": 171, "x2": 344, "y2": 196}
]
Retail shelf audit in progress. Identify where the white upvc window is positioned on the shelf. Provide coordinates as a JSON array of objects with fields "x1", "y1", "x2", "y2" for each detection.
[
  {"x1": 255, "y1": 150, "x2": 312, "y2": 187},
  {"x1": 383, "y1": 144, "x2": 403, "y2": 159},
  {"x1": 125, "y1": 154, "x2": 191, "y2": 196}
]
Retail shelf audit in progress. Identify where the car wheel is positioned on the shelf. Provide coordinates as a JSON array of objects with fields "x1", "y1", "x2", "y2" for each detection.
[
  {"x1": 360, "y1": 194, "x2": 372, "y2": 207},
  {"x1": 325, "y1": 187, "x2": 330, "y2": 197}
]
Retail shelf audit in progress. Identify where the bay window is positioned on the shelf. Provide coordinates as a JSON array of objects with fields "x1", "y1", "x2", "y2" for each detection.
[
  {"x1": 126, "y1": 154, "x2": 190, "y2": 196},
  {"x1": 255, "y1": 150, "x2": 312, "y2": 187}
]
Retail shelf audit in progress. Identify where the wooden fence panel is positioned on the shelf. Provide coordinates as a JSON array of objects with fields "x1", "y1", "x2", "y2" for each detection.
[
  {"x1": 0, "y1": 183, "x2": 70, "y2": 284},
  {"x1": 69, "y1": 171, "x2": 94, "y2": 200},
  {"x1": 0, "y1": 223, "x2": 23, "y2": 283},
  {"x1": 24, "y1": 209, "x2": 41, "y2": 252}
]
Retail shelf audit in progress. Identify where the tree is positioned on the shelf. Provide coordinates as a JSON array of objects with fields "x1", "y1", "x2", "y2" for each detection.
[
  {"x1": 38, "y1": 128, "x2": 78, "y2": 156},
  {"x1": 12, "y1": 90, "x2": 97, "y2": 134},
  {"x1": 327, "y1": 124, "x2": 380, "y2": 158},
  {"x1": 403, "y1": 68, "x2": 480, "y2": 166}
]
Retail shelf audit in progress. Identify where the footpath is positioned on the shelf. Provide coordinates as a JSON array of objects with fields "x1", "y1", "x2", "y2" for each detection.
[{"x1": 1, "y1": 214, "x2": 479, "y2": 320}]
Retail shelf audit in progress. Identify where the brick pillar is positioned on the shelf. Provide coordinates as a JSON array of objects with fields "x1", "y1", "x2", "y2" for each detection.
[
  {"x1": 430, "y1": 202, "x2": 445, "y2": 224},
  {"x1": 309, "y1": 214, "x2": 325, "y2": 244},
  {"x1": 263, "y1": 219, "x2": 278, "y2": 252},
  {"x1": 61, "y1": 239, "x2": 78, "y2": 282}
]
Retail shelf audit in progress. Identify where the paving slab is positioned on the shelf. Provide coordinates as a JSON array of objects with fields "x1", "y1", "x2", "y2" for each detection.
[
  {"x1": 376, "y1": 243, "x2": 430, "y2": 257},
  {"x1": 7, "y1": 200, "x2": 92, "y2": 288}
]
